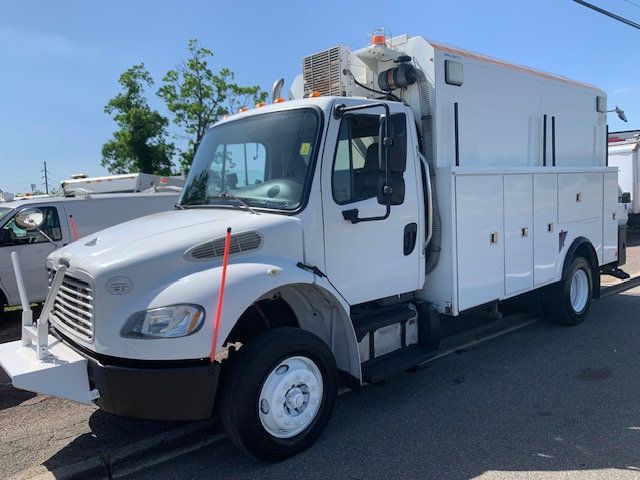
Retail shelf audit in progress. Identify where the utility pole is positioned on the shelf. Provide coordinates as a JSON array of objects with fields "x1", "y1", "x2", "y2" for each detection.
[
  {"x1": 572, "y1": 0, "x2": 640, "y2": 30},
  {"x1": 41, "y1": 161, "x2": 49, "y2": 195}
]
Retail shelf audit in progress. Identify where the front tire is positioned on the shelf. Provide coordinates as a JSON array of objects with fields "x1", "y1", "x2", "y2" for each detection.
[
  {"x1": 220, "y1": 327, "x2": 338, "y2": 462},
  {"x1": 549, "y1": 256, "x2": 594, "y2": 326}
]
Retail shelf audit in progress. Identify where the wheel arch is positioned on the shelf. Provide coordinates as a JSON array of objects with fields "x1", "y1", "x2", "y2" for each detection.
[
  {"x1": 562, "y1": 237, "x2": 600, "y2": 299},
  {"x1": 222, "y1": 281, "x2": 361, "y2": 381}
]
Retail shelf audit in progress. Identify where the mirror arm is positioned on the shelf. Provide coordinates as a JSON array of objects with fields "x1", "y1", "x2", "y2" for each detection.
[
  {"x1": 337, "y1": 101, "x2": 394, "y2": 225},
  {"x1": 35, "y1": 227, "x2": 57, "y2": 247}
]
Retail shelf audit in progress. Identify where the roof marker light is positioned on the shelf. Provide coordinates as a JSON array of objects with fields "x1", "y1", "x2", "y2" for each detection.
[
  {"x1": 308, "y1": 91, "x2": 321, "y2": 98},
  {"x1": 273, "y1": 97, "x2": 286, "y2": 103},
  {"x1": 255, "y1": 101, "x2": 267, "y2": 108},
  {"x1": 238, "y1": 106, "x2": 249, "y2": 113}
]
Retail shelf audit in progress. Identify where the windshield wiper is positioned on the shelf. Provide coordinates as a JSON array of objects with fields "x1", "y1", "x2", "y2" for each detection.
[{"x1": 220, "y1": 192, "x2": 259, "y2": 215}]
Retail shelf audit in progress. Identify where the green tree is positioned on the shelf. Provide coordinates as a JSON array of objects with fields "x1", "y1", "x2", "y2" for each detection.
[
  {"x1": 158, "y1": 39, "x2": 266, "y2": 171},
  {"x1": 102, "y1": 64, "x2": 175, "y2": 175}
]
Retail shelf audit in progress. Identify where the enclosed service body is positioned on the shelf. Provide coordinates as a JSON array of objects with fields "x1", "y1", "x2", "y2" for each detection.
[
  {"x1": 0, "y1": 192, "x2": 179, "y2": 307},
  {"x1": 0, "y1": 34, "x2": 620, "y2": 460}
]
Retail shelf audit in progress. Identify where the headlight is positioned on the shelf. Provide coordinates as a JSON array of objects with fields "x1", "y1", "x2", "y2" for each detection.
[{"x1": 121, "y1": 304, "x2": 205, "y2": 339}]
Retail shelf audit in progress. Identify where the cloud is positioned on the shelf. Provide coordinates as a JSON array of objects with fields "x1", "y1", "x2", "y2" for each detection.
[
  {"x1": 0, "y1": 25, "x2": 88, "y2": 58},
  {"x1": 613, "y1": 86, "x2": 638, "y2": 95}
]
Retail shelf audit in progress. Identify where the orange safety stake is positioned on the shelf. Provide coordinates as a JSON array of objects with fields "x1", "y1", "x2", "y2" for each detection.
[
  {"x1": 210, "y1": 227, "x2": 232, "y2": 362},
  {"x1": 69, "y1": 215, "x2": 79, "y2": 241}
]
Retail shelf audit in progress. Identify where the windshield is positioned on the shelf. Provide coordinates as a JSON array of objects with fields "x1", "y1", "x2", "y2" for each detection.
[
  {"x1": 0, "y1": 208, "x2": 11, "y2": 224},
  {"x1": 180, "y1": 108, "x2": 320, "y2": 211}
]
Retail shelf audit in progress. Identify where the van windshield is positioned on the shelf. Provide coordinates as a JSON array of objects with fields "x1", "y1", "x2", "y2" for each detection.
[
  {"x1": 180, "y1": 108, "x2": 320, "y2": 211},
  {"x1": 0, "y1": 208, "x2": 11, "y2": 224}
]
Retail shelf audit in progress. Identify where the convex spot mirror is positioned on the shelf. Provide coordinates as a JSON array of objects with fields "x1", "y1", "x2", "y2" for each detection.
[
  {"x1": 377, "y1": 174, "x2": 405, "y2": 206},
  {"x1": 15, "y1": 208, "x2": 45, "y2": 231}
]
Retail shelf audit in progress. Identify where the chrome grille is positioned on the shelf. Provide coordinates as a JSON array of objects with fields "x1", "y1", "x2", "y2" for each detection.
[
  {"x1": 185, "y1": 231, "x2": 263, "y2": 261},
  {"x1": 48, "y1": 269, "x2": 94, "y2": 342}
]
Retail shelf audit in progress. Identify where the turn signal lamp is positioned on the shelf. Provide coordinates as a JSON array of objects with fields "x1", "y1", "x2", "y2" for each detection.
[
  {"x1": 273, "y1": 97, "x2": 286, "y2": 103},
  {"x1": 238, "y1": 106, "x2": 249, "y2": 113},
  {"x1": 255, "y1": 101, "x2": 267, "y2": 108}
]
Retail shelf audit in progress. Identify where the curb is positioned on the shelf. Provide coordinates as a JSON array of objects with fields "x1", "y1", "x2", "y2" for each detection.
[
  {"x1": 601, "y1": 273, "x2": 640, "y2": 298},
  {"x1": 10, "y1": 419, "x2": 225, "y2": 480}
]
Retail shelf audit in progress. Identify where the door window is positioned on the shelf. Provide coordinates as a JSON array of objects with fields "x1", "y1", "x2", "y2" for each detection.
[
  {"x1": 332, "y1": 113, "x2": 407, "y2": 205},
  {"x1": 0, "y1": 207, "x2": 62, "y2": 246}
]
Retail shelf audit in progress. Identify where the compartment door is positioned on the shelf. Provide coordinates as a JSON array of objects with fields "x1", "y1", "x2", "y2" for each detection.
[
  {"x1": 504, "y1": 174, "x2": 533, "y2": 295},
  {"x1": 603, "y1": 172, "x2": 618, "y2": 265},
  {"x1": 456, "y1": 175, "x2": 503, "y2": 311},
  {"x1": 533, "y1": 174, "x2": 558, "y2": 285}
]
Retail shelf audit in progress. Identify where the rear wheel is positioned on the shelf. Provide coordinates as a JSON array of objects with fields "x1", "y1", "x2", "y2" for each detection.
[
  {"x1": 549, "y1": 256, "x2": 593, "y2": 326},
  {"x1": 220, "y1": 327, "x2": 338, "y2": 462}
]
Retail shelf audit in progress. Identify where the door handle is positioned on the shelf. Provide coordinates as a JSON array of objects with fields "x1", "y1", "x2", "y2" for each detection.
[{"x1": 404, "y1": 223, "x2": 418, "y2": 255}]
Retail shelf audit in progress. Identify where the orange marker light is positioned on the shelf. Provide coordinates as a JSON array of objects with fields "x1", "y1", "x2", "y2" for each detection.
[
  {"x1": 255, "y1": 101, "x2": 267, "y2": 108},
  {"x1": 308, "y1": 91, "x2": 321, "y2": 98},
  {"x1": 371, "y1": 34, "x2": 386, "y2": 45},
  {"x1": 273, "y1": 97, "x2": 286, "y2": 103},
  {"x1": 238, "y1": 106, "x2": 249, "y2": 113}
]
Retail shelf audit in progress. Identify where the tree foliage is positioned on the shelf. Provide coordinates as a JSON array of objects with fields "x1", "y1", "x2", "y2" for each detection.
[
  {"x1": 101, "y1": 64, "x2": 175, "y2": 175},
  {"x1": 158, "y1": 39, "x2": 267, "y2": 171}
]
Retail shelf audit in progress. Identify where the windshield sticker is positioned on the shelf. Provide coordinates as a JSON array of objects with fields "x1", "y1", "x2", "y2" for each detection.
[{"x1": 299, "y1": 143, "x2": 311, "y2": 156}]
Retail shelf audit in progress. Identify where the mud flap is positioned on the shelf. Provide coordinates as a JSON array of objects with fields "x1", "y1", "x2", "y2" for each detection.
[{"x1": 0, "y1": 336, "x2": 99, "y2": 405}]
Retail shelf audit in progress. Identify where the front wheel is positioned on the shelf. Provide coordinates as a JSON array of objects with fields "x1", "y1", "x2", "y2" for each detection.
[
  {"x1": 220, "y1": 327, "x2": 338, "y2": 462},
  {"x1": 549, "y1": 256, "x2": 594, "y2": 326}
]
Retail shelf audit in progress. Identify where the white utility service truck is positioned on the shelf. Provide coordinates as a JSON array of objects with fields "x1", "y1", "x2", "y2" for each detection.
[
  {"x1": 0, "y1": 33, "x2": 621, "y2": 461},
  {"x1": 61, "y1": 172, "x2": 184, "y2": 195},
  {"x1": 0, "y1": 192, "x2": 180, "y2": 308},
  {"x1": 608, "y1": 130, "x2": 639, "y2": 226}
]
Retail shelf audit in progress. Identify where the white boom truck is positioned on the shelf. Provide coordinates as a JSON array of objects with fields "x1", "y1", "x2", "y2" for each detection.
[{"x1": 0, "y1": 33, "x2": 621, "y2": 461}]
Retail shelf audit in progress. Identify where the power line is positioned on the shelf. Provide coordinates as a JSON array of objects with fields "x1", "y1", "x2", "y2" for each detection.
[
  {"x1": 572, "y1": 0, "x2": 640, "y2": 30},
  {"x1": 621, "y1": 0, "x2": 640, "y2": 10}
]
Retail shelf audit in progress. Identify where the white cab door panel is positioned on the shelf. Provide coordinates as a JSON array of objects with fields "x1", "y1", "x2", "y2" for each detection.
[
  {"x1": 504, "y1": 174, "x2": 533, "y2": 295},
  {"x1": 321, "y1": 102, "x2": 421, "y2": 305},
  {"x1": 603, "y1": 172, "x2": 618, "y2": 264},
  {"x1": 533, "y1": 174, "x2": 558, "y2": 285},
  {"x1": 456, "y1": 174, "x2": 503, "y2": 311}
]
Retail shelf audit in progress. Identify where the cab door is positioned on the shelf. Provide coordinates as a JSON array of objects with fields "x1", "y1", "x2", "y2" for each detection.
[
  {"x1": 321, "y1": 101, "x2": 423, "y2": 306},
  {"x1": 0, "y1": 205, "x2": 68, "y2": 304}
]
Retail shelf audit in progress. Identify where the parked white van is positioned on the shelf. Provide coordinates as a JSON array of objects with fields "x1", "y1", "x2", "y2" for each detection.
[{"x1": 0, "y1": 192, "x2": 179, "y2": 309}]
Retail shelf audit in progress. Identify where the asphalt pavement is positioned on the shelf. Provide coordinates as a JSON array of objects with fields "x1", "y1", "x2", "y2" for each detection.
[{"x1": 126, "y1": 284, "x2": 640, "y2": 480}]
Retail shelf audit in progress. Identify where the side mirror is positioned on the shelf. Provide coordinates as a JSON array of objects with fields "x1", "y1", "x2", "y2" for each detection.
[
  {"x1": 620, "y1": 191, "x2": 631, "y2": 204},
  {"x1": 15, "y1": 208, "x2": 45, "y2": 231},
  {"x1": 377, "y1": 174, "x2": 405, "y2": 206}
]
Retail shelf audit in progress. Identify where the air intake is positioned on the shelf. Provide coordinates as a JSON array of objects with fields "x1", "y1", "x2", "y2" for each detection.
[
  {"x1": 185, "y1": 231, "x2": 263, "y2": 261},
  {"x1": 303, "y1": 46, "x2": 349, "y2": 97}
]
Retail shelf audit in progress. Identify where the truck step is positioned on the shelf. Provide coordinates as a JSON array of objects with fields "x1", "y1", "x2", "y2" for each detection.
[
  {"x1": 351, "y1": 304, "x2": 416, "y2": 341},
  {"x1": 362, "y1": 345, "x2": 437, "y2": 383}
]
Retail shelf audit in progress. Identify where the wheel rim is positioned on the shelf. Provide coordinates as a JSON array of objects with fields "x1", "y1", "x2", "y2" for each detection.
[
  {"x1": 258, "y1": 355, "x2": 323, "y2": 439},
  {"x1": 569, "y1": 268, "x2": 589, "y2": 313}
]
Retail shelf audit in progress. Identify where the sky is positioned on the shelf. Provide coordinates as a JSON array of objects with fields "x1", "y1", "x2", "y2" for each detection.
[{"x1": 0, "y1": 0, "x2": 639, "y2": 194}]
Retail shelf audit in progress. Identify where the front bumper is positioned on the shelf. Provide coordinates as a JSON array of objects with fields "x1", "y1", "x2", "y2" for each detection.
[
  {"x1": 0, "y1": 328, "x2": 220, "y2": 422},
  {"x1": 58, "y1": 331, "x2": 221, "y2": 422}
]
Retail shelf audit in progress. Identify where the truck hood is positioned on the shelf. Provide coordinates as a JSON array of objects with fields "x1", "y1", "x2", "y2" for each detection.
[{"x1": 48, "y1": 207, "x2": 303, "y2": 274}]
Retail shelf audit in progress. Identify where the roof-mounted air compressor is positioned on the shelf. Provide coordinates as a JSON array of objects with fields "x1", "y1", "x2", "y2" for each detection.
[{"x1": 378, "y1": 56, "x2": 416, "y2": 92}]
